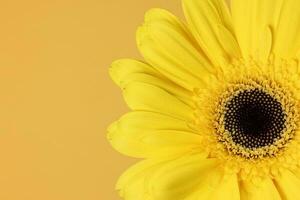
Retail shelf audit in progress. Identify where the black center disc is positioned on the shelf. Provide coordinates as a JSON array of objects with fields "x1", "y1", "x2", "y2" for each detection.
[{"x1": 224, "y1": 89, "x2": 286, "y2": 149}]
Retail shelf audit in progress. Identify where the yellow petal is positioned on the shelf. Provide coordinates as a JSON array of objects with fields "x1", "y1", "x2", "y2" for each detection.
[
  {"x1": 274, "y1": 169, "x2": 300, "y2": 199},
  {"x1": 117, "y1": 159, "x2": 167, "y2": 200},
  {"x1": 182, "y1": 0, "x2": 236, "y2": 65},
  {"x1": 217, "y1": 24, "x2": 242, "y2": 59},
  {"x1": 107, "y1": 111, "x2": 200, "y2": 158},
  {"x1": 110, "y1": 59, "x2": 193, "y2": 107},
  {"x1": 258, "y1": 26, "x2": 273, "y2": 63},
  {"x1": 184, "y1": 185, "x2": 213, "y2": 200},
  {"x1": 185, "y1": 170, "x2": 224, "y2": 200},
  {"x1": 210, "y1": 174, "x2": 240, "y2": 200},
  {"x1": 117, "y1": 159, "x2": 154, "y2": 191},
  {"x1": 239, "y1": 178, "x2": 281, "y2": 200},
  {"x1": 272, "y1": 0, "x2": 300, "y2": 58},
  {"x1": 137, "y1": 8, "x2": 216, "y2": 90},
  {"x1": 110, "y1": 59, "x2": 157, "y2": 87},
  {"x1": 185, "y1": 172, "x2": 240, "y2": 200},
  {"x1": 148, "y1": 155, "x2": 219, "y2": 200},
  {"x1": 231, "y1": 0, "x2": 282, "y2": 57},
  {"x1": 123, "y1": 82, "x2": 193, "y2": 120},
  {"x1": 117, "y1": 154, "x2": 209, "y2": 200}
]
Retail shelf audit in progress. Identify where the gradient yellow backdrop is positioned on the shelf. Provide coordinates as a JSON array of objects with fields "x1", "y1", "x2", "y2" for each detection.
[{"x1": 0, "y1": 0, "x2": 183, "y2": 199}]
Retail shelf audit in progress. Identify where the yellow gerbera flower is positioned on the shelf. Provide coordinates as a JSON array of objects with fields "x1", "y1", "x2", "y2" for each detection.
[{"x1": 108, "y1": 0, "x2": 300, "y2": 199}]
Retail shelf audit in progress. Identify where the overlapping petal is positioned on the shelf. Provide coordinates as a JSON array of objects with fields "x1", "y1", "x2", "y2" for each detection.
[
  {"x1": 274, "y1": 170, "x2": 300, "y2": 199},
  {"x1": 107, "y1": 111, "x2": 201, "y2": 158},
  {"x1": 185, "y1": 174, "x2": 240, "y2": 200},
  {"x1": 136, "y1": 8, "x2": 216, "y2": 90},
  {"x1": 232, "y1": 0, "x2": 300, "y2": 59},
  {"x1": 239, "y1": 178, "x2": 281, "y2": 200},
  {"x1": 110, "y1": 59, "x2": 194, "y2": 113},
  {"x1": 183, "y1": 0, "x2": 241, "y2": 65},
  {"x1": 116, "y1": 159, "x2": 165, "y2": 200},
  {"x1": 147, "y1": 154, "x2": 218, "y2": 200},
  {"x1": 116, "y1": 154, "x2": 214, "y2": 200}
]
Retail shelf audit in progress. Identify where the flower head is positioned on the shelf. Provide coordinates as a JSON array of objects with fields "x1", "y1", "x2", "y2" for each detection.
[{"x1": 108, "y1": 0, "x2": 300, "y2": 199}]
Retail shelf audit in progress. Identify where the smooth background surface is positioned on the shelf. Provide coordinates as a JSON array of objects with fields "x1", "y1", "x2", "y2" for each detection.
[{"x1": 0, "y1": 0, "x2": 183, "y2": 199}]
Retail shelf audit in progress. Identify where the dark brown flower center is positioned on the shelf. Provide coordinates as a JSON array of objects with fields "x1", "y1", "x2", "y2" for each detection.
[{"x1": 224, "y1": 89, "x2": 286, "y2": 149}]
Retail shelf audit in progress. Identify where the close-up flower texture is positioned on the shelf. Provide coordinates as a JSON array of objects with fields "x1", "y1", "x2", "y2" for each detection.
[{"x1": 108, "y1": 0, "x2": 300, "y2": 199}]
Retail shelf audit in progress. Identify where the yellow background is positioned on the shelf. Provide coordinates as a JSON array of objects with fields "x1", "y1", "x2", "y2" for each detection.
[{"x1": 0, "y1": 0, "x2": 183, "y2": 199}]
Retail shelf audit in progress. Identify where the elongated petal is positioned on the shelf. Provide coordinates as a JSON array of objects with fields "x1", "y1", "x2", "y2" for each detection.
[
  {"x1": 258, "y1": 26, "x2": 273, "y2": 62},
  {"x1": 107, "y1": 112, "x2": 201, "y2": 158},
  {"x1": 148, "y1": 155, "x2": 219, "y2": 200},
  {"x1": 239, "y1": 178, "x2": 281, "y2": 200},
  {"x1": 231, "y1": 0, "x2": 282, "y2": 58},
  {"x1": 231, "y1": 0, "x2": 300, "y2": 59},
  {"x1": 274, "y1": 170, "x2": 300, "y2": 199},
  {"x1": 182, "y1": 0, "x2": 239, "y2": 65},
  {"x1": 210, "y1": 175, "x2": 240, "y2": 200},
  {"x1": 117, "y1": 154, "x2": 209, "y2": 200},
  {"x1": 110, "y1": 59, "x2": 157, "y2": 87},
  {"x1": 272, "y1": 0, "x2": 300, "y2": 58},
  {"x1": 117, "y1": 159, "x2": 167, "y2": 200},
  {"x1": 217, "y1": 24, "x2": 242, "y2": 59},
  {"x1": 123, "y1": 82, "x2": 193, "y2": 120},
  {"x1": 185, "y1": 174, "x2": 240, "y2": 200},
  {"x1": 110, "y1": 59, "x2": 193, "y2": 107},
  {"x1": 137, "y1": 8, "x2": 216, "y2": 90}
]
